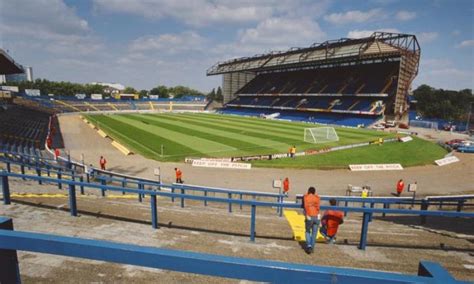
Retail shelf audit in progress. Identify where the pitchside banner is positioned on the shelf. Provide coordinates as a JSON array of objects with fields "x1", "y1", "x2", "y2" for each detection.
[
  {"x1": 192, "y1": 160, "x2": 251, "y2": 170},
  {"x1": 435, "y1": 156, "x2": 459, "y2": 166},
  {"x1": 0, "y1": 86, "x2": 19, "y2": 92},
  {"x1": 349, "y1": 164, "x2": 403, "y2": 171},
  {"x1": 91, "y1": 94, "x2": 103, "y2": 100},
  {"x1": 25, "y1": 89, "x2": 40, "y2": 96}
]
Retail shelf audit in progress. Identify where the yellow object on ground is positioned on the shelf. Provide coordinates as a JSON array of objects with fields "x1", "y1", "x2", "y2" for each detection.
[
  {"x1": 111, "y1": 141, "x2": 133, "y2": 155},
  {"x1": 97, "y1": 129, "x2": 108, "y2": 138},
  {"x1": 149, "y1": 101, "x2": 155, "y2": 110},
  {"x1": 283, "y1": 210, "x2": 325, "y2": 242}
]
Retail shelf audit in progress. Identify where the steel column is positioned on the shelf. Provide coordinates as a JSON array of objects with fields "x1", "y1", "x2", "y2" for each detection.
[
  {"x1": 250, "y1": 205, "x2": 256, "y2": 241},
  {"x1": 1, "y1": 175, "x2": 10, "y2": 205},
  {"x1": 151, "y1": 195, "x2": 158, "y2": 229},
  {"x1": 68, "y1": 184, "x2": 77, "y2": 217},
  {"x1": 358, "y1": 212, "x2": 372, "y2": 250},
  {"x1": 0, "y1": 218, "x2": 21, "y2": 284}
]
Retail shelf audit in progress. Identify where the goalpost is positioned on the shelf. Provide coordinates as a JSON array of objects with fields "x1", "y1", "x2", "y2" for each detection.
[{"x1": 304, "y1": 127, "x2": 339, "y2": 144}]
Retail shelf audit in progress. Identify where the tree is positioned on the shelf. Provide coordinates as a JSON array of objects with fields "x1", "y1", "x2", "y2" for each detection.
[
  {"x1": 216, "y1": 86, "x2": 223, "y2": 102},
  {"x1": 207, "y1": 88, "x2": 216, "y2": 101},
  {"x1": 123, "y1": 86, "x2": 137, "y2": 94},
  {"x1": 150, "y1": 85, "x2": 169, "y2": 98},
  {"x1": 413, "y1": 85, "x2": 473, "y2": 121},
  {"x1": 139, "y1": 89, "x2": 148, "y2": 98}
]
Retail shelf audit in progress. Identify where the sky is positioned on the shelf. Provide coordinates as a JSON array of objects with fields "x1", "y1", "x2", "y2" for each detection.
[{"x1": 0, "y1": 0, "x2": 472, "y2": 92}]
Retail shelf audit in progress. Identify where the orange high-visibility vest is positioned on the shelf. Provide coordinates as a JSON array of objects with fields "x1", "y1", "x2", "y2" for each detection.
[{"x1": 303, "y1": 194, "x2": 320, "y2": 217}]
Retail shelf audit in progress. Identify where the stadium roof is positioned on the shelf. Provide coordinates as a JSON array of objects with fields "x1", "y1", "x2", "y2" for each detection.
[
  {"x1": 0, "y1": 48, "x2": 24, "y2": 75},
  {"x1": 207, "y1": 32, "x2": 420, "y2": 75}
]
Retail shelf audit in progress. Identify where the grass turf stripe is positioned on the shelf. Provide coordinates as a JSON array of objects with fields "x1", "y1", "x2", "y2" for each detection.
[
  {"x1": 133, "y1": 114, "x2": 280, "y2": 155},
  {"x1": 112, "y1": 115, "x2": 237, "y2": 154}
]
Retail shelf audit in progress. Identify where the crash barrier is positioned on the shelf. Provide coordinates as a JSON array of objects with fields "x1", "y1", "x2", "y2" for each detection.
[
  {"x1": 2, "y1": 171, "x2": 474, "y2": 251},
  {"x1": 95, "y1": 175, "x2": 285, "y2": 213},
  {"x1": 295, "y1": 194, "x2": 474, "y2": 220},
  {"x1": 1, "y1": 151, "x2": 286, "y2": 213},
  {"x1": 0, "y1": 217, "x2": 465, "y2": 284}
]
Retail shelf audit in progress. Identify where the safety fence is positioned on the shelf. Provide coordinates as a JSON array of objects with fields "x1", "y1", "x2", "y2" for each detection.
[
  {"x1": 1, "y1": 171, "x2": 474, "y2": 251},
  {"x1": 0, "y1": 217, "x2": 465, "y2": 283}
]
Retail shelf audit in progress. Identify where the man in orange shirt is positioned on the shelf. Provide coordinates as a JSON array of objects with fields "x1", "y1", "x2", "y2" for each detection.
[
  {"x1": 54, "y1": 148, "x2": 60, "y2": 161},
  {"x1": 175, "y1": 168, "x2": 183, "y2": 184},
  {"x1": 320, "y1": 198, "x2": 344, "y2": 244},
  {"x1": 99, "y1": 156, "x2": 107, "y2": 171},
  {"x1": 283, "y1": 177, "x2": 290, "y2": 196},
  {"x1": 396, "y1": 179, "x2": 404, "y2": 197},
  {"x1": 302, "y1": 186, "x2": 320, "y2": 253}
]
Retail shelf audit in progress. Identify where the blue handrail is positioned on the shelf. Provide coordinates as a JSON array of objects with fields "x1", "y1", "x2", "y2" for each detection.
[
  {"x1": 0, "y1": 217, "x2": 465, "y2": 283},
  {"x1": 2, "y1": 171, "x2": 474, "y2": 250}
]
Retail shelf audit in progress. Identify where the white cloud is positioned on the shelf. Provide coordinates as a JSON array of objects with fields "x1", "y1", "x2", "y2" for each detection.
[
  {"x1": 395, "y1": 10, "x2": 416, "y2": 21},
  {"x1": 347, "y1": 28, "x2": 400, "y2": 39},
  {"x1": 93, "y1": 0, "x2": 330, "y2": 27},
  {"x1": 239, "y1": 17, "x2": 325, "y2": 47},
  {"x1": 1, "y1": 0, "x2": 89, "y2": 36},
  {"x1": 451, "y1": 30, "x2": 461, "y2": 36},
  {"x1": 0, "y1": 0, "x2": 102, "y2": 56},
  {"x1": 324, "y1": 9, "x2": 385, "y2": 24},
  {"x1": 130, "y1": 31, "x2": 207, "y2": 54},
  {"x1": 417, "y1": 32, "x2": 438, "y2": 43},
  {"x1": 415, "y1": 58, "x2": 473, "y2": 90},
  {"x1": 212, "y1": 17, "x2": 326, "y2": 59},
  {"x1": 456, "y1": 39, "x2": 474, "y2": 48}
]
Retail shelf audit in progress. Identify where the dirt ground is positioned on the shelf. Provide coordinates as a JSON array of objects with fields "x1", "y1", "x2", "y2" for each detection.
[
  {"x1": 1, "y1": 114, "x2": 473, "y2": 283},
  {"x1": 58, "y1": 115, "x2": 474, "y2": 197},
  {"x1": 1, "y1": 178, "x2": 473, "y2": 282}
]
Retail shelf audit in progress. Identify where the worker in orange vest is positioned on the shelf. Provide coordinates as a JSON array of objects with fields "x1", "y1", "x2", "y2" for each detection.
[
  {"x1": 54, "y1": 148, "x2": 60, "y2": 161},
  {"x1": 99, "y1": 156, "x2": 107, "y2": 171},
  {"x1": 396, "y1": 179, "x2": 404, "y2": 197},
  {"x1": 320, "y1": 199, "x2": 344, "y2": 244},
  {"x1": 283, "y1": 177, "x2": 290, "y2": 196},
  {"x1": 175, "y1": 168, "x2": 183, "y2": 184},
  {"x1": 302, "y1": 186, "x2": 320, "y2": 253}
]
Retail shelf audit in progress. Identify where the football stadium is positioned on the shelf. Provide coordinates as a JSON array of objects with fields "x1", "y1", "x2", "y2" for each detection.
[{"x1": 1, "y1": 25, "x2": 474, "y2": 284}]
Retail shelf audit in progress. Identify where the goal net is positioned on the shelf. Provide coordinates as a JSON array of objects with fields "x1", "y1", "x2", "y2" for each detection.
[{"x1": 304, "y1": 127, "x2": 339, "y2": 144}]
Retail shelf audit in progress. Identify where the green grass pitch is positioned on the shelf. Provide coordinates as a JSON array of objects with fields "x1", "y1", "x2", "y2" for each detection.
[{"x1": 84, "y1": 113, "x2": 447, "y2": 168}]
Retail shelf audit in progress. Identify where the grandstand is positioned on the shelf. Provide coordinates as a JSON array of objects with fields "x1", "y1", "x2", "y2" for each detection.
[
  {"x1": 207, "y1": 32, "x2": 420, "y2": 127},
  {"x1": 16, "y1": 95, "x2": 207, "y2": 113}
]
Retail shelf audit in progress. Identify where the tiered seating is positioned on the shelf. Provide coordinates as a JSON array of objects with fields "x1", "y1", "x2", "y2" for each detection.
[
  {"x1": 17, "y1": 95, "x2": 207, "y2": 113},
  {"x1": 223, "y1": 62, "x2": 398, "y2": 127},
  {"x1": 0, "y1": 105, "x2": 50, "y2": 149}
]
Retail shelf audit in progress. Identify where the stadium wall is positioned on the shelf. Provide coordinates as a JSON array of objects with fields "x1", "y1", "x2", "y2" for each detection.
[{"x1": 223, "y1": 72, "x2": 255, "y2": 103}]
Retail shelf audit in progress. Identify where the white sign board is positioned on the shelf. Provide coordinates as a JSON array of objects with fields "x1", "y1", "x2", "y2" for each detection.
[
  {"x1": 435, "y1": 156, "x2": 459, "y2": 166},
  {"x1": 349, "y1": 164, "x2": 404, "y2": 171},
  {"x1": 149, "y1": 95, "x2": 159, "y2": 100},
  {"x1": 192, "y1": 160, "x2": 251, "y2": 170},
  {"x1": 154, "y1": 168, "x2": 160, "y2": 176},
  {"x1": 199, "y1": 158, "x2": 232, "y2": 162},
  {"x1": 408, "y1": 183, "x2": 417, "y2": 192},
  {"x1": 273, "y1": 179, "x2": 282, "y2": 188},
  {"x1": 0, "y1": 86, "x2": 19, "y2": 92},
  {"x1": 91, "y1": 93, "x2": 103, "y2": 100},
  {"x1": 400, "y1": 136, "x2": 413, "y2": 143},
  {"x1": 25, "y1": 89, "x2": 40, "y2": 96},
  {"x1": 75, "y1": 93, "x2": 86, "y2": 100}
]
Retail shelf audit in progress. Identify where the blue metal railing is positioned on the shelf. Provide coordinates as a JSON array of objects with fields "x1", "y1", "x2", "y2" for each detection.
[
  {"x1": 2, "y1": 171, "x2": 474, "y2": 250},
  {"x1": 0, "y1": 217, "x2": 466, "y2": 283}
]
